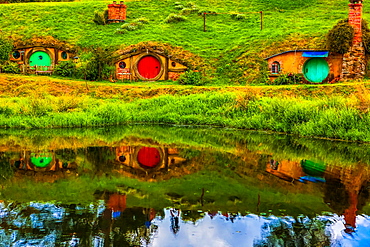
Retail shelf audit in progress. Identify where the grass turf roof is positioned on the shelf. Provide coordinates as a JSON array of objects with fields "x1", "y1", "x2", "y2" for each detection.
[{"x1": 0, "y1": 0, "x2": 364, "y2": 58}]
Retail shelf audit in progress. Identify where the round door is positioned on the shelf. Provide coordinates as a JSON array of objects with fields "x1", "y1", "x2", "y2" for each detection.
[
  {"x1": 29, "y1": 51, "x2": 52, "y2": 67},
  {"x1": 303, "y1": 58, "x2": 329, "y2": 83},
  {"x1": 137, "y1": 147, "x2": 161, "y2": 169},
  {"x1": 137, "y1": 55, "x2": 161, "y2": 79}
]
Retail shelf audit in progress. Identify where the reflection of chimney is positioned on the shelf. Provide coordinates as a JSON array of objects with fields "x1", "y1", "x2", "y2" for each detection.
[
  {"x1": 108, "y1": 1, "x2": 127, "y2": 24},
  {"x1": 343, "y1": 191, "x2": 358, "y2": 233},
  {"x1": 341, "y1": 2, "x2": 366, "y2": 80}
]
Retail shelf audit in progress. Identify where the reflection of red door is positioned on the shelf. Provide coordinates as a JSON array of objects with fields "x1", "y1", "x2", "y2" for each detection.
[
  {"x1": 137, "y1": 55, "x2": 161, "y2": 79},
  {"x1": 137, "y1": 147, "x2": 161, "y2": 168}
]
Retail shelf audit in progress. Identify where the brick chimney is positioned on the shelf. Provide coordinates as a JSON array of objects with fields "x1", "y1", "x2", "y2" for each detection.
[
  {"x1": 341, "y1": 1, "x2": 366, "y2": 80},
  {"x1": 108, "y1": 1, "x2": 127, "y2": 23}
]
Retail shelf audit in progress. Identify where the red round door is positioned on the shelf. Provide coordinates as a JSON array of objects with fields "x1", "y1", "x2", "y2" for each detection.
[
  {"x1": 137, "y1": 147, "x2": 161, "y2": 168},
  {"x1": 137, "y1": 55, "x2": 161, "y2": 79}
]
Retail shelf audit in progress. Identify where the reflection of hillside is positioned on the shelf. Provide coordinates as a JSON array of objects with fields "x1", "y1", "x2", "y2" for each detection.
[{"x1": 1, "y1": 125, "x2": 370, "y2": 168}]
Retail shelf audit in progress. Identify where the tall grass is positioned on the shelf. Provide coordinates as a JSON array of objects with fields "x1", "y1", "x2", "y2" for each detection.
[{"x1": 1, "y1": 92, "x2": 370, "y2": 142}]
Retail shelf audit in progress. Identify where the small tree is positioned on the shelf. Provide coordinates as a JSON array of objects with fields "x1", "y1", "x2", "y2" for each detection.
[
  {"x1": 326, "y1": 19, "x2": 354, "y2": 54},
  {"x1": 81, "y1": 46, "x2": 115, "y2": 81}
]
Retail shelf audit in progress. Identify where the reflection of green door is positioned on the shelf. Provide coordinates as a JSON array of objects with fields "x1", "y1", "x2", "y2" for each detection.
[
  {"x1": 303, "y1": 58, "x2": 329, "y2": 83},
  {"x1": 30, "y1": 154, "x2": 53, "y2": 168},
  {"x1": 29, "y1": 51, "x2": 52, "y2": 67}
]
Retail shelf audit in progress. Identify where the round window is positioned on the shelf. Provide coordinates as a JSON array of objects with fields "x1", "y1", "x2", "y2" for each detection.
[
  {"x1": 171, "y1": 61, "x2": 176, "y2": 67},
  {"x1": 12, "y1": 51, "x2": 20, "y2": 59},
  {"x1": 119, "y1": 61, "x2": 126, "y2": 69},
  {"x1": 61, "y1": 51, "x2": 68, "y2": 59}
]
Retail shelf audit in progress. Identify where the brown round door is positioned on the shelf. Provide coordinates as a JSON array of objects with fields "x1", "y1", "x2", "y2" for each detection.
[
  {"x1": 137, "y1": 55, "x2": 161, "y2": 79},
  {"x1": 137, "y1": 147, "x2": 161, "y2": 168}
]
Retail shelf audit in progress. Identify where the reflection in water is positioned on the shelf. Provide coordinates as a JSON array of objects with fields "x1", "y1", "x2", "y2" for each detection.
[
  {"x1": 1, "y1": 201, "x2": 370, "y2": 246},
  {"x1": 0, "y1": 125, "x2": 370, "y2": 246}
]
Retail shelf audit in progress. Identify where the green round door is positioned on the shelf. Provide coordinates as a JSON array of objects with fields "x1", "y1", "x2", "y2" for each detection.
[
  {"x1": 29, "y1": 51, "x2": 52, "y2": 67},
  {"x1": 303, "y1": 58, "x2": 329, "y2": 83}
]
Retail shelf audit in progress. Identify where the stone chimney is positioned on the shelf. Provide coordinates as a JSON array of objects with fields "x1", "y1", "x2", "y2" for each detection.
[
  {"x1": 107, "y1": 1, "x2": 127, "y2": 23},
  {"x1": 341, "y1": 1, "x2": 366, "y2": 80}
]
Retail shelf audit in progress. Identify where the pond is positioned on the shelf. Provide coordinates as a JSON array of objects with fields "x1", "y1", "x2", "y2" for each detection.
[{"x1": 0, "y1": 125, "x2": 369, "y2": 246}]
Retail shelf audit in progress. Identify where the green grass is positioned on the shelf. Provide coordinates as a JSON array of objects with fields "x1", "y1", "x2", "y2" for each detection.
[
  {"x1": 1, "y1": 91, "x2": 370, "y2": 142},
  {"x1": 0, "y1": 0, "x2": 365, "y2": 83}
]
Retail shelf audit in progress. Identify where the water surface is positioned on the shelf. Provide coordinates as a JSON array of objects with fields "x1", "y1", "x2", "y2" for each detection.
[{"x1": 0, "y1": 125, "x2": 369, "y2": 246}]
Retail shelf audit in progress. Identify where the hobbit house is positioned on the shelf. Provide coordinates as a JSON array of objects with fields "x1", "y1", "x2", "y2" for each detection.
[
  {"x1": 266, "y1": 0, "x2": 368, "y2": 83},
  {"x1": 115, "y1": 45, "x2": 189, "y2": 81},
  {"x1": 10, "y1": 44, "x2": 74, "y2": 74},
  {"x1": 265, "y1": 50, "x2": 342, "y2": 83}
]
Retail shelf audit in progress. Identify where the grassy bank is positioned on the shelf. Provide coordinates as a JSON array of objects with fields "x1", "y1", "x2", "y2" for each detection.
[
  {"x1": 1, "y1": 80, "x2": 370, "y2": 142},
  {"x1": 1, "y1": 75, "x2": 370, "y2": 142}
]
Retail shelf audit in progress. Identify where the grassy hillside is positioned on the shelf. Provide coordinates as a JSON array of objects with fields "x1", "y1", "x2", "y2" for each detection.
[{"x1": 0, "y1": 0, "x2": 365, "y2": 83}]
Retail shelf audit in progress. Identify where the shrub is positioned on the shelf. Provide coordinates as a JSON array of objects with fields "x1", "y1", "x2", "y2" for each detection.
[
  {"x1": 135, "y1": 17, "x2": 150, "y2": 24},
  {"x1": 54, "y1": 60, "x2": 77, "y2": 77},
  {"x1": 115, "y1": 28, "x2": 128, "y2": 34},
  {"x1": 164, "y1": 13, "x2": 187, "y2": 23},
  {"x1": 362, "y1": 19, "x2": 370, "y2": 53},
  {"x1": 0, "y1": 35, "x2": 12, "y2": 62},
  {"x1": 80, "y1": 47, "x2": 114, "y2": 81},
  {"x1": 326, "y1": 19, "x2": 354, "y2": 54},
  {"x1": 93, "y1": 9, "x2": 108, "y2": 25},
  {"x1": 230, "y1": 12, "x2": 246, "y2": 20},
  {"x1": 117, "y1": 18, "x2": 149, "y2": 33},
  {"x1": 0, "y1": 61, "x2": 20, "y2": 74},
  {"x1": 178, "y1": 70, "x2": 203, "y2": 85},
  {"x1": 180, "y1": 7, "x2": 199, "y2": 15},
  {"x1": 174, "y1": 4, "x2": 184, "y2": 10},
  {"x1": 121, "y1": 22, "x2": 143, "y2": 31},
  {"x1": 270, "y1": 73, "x2": 304, "y2": 85},
  {"x1": 198, "y1": 9, "x2": 217, "y2": 16}
]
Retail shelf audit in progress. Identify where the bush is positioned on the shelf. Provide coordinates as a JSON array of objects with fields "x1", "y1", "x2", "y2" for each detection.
[
  {"x1": 178, "y1": 70, "x2": 203, "y2": 85},
  {"x1": 270, "y1": 73, "x2": 304, "y2": 85},
  {"x1": 79, "y1": 47, "x2": 114, "y2": 81},
  {"x1": 116, "y1": 18, "x2": 149, "y2": 33},
  {"x1": 180, "y1": 7, "x2": 199, "y2": 15},
  {"x1": 230, "y1": 12, "x2": 246, "y2": 20},
  {"x1": 0, "y1": 35, "x2": 12, "y2": 62},
  {"x1": 165, "y1": 13, "x2": 187, "y2": 23},
  {"x1": 198, "y1": 9, "x2": 217, "y2": 16},
  {"x1": 326, "y1": 19, "x2": 354, "y2": 54},
  {"x1": 121, "y1": 22, "x2": 143, "y2": 31},
  {"x1": 0, "y1": 61, "x2": 20, "y2": 74},
  {"x1": 174, "y1": 4, "x2": 184, "y2": 10},
  {"x1": 93, "y1": 9, "x2": 108, "y2": 25},
  {"x1": 362, "y1": 19, "x2": 370, "y2": 53},
  {"x1": 54, "y1": 60, "x2": 77, "y2": 77}
]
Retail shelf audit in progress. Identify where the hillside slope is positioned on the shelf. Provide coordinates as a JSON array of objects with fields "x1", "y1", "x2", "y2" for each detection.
[{"x1": 0, "y1": 0, "x2": 366, "y2": 83}]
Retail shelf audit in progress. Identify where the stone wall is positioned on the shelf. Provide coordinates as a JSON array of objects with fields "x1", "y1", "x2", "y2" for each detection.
[{"x1": 341, "y1": 3, "x2": 366, "y2": 80}]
